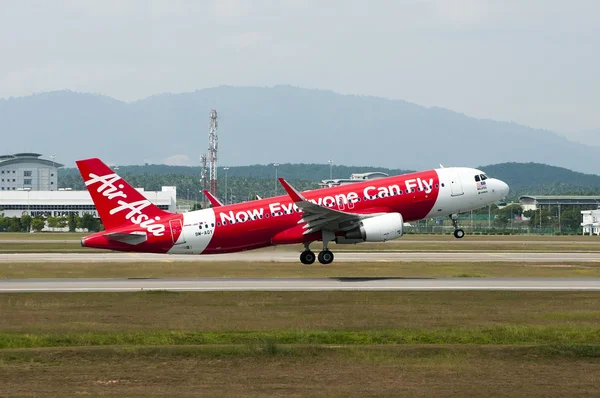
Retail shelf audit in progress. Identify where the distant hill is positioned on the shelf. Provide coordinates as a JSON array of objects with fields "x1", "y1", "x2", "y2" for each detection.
[
  {"x1": 477, "y1": 162, "x2": 600, "y2": 198},
  {"x1": 60, "y1": 162, "x2": 413, "y2": 181},
  {"x1": 59, "y1": 161, "x2": 600, "y2": 202},
  {"x1": 1, "y1": 86, "x2": 599, "y2": 174},
  {"x1": 562, "y1": 129, "x2": 600, "y2": 147}
]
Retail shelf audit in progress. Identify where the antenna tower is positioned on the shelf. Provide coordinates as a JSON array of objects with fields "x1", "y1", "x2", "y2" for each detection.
[
  {"x1": 200, "y1": 154, "x2": 208, "y2": 207},
  {"x1": 208, "y1": 109, "x2": 219, "y2": 194}
]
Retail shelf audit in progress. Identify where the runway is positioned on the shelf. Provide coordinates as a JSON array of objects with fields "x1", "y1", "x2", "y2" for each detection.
[
  {"x1": 1, "y1": 277, "x2": 599, "y2": 292},
  {"x1": 1, "y1": 251, "x2": 599, "y2": 263},
  {"x1": 2, "y1": 239, "x2": 599, "y2": 245}
]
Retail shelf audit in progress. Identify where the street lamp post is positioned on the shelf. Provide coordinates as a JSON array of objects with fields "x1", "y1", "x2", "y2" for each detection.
[
  {"x1": 223, "y1": 167, "x2": 229, "y2": 205},
  {"x1": 273, "y1": 163, "x2": 279, "y2": 195},
  {"x1": 328, "y1": 159, "x2": 333, "y2": 180}
]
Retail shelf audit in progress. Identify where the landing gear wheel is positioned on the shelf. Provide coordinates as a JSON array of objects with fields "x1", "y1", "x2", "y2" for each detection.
[
  {"x1": 317, "y1": 250, "x2": 334, "y2": 265},
  {"x1": 300, "y1": 250, "x2": 316, "y2": 265},
  {"x1": 454, "y1": 229, "x2": 465, "y2": 239}
]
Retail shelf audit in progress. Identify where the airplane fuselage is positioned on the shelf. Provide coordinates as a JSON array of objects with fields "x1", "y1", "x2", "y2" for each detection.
[{"x1": 81, "y1": 166, "x2": 509, "y2": 255}]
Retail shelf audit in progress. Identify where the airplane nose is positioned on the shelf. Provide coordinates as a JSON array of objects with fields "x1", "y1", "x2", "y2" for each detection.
[{"x1": 498, "y1": 180, "x2": 510, "y2": 198}]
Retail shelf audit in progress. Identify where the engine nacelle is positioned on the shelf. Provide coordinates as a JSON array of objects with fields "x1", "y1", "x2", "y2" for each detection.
[{"x1": 343, "y1": 213, "x2": 404, "y2": 242}]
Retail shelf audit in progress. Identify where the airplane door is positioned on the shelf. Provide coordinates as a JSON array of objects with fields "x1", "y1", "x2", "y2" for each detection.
[
  {"x1": 449, "y1": 174, "x2": 464, "y2": 197},
  {"x1": 169, "y1": 219, "x2": 186, "y2": 244}
]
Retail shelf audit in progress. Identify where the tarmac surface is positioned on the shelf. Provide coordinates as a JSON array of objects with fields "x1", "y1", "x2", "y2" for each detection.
[
  {"x1": 2, "y1": 239, "x2": 600, "y2": 245},
  {"x1": 1, "y1": 251, "x2": 599, "y2": 263},
  {"x1": 1, "y1": 277, "x2": 599, "y2": 292}
]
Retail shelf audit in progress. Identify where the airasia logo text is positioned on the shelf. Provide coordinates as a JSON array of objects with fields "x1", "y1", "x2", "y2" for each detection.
[{"x1": 85, "y1": 173, "x2": 165, "y2": 236}]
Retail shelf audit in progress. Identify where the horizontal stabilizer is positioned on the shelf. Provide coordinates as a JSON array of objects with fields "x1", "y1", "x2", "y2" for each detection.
[{"x1": 103, "y1": 231, "x2": 147, "y2": 245}]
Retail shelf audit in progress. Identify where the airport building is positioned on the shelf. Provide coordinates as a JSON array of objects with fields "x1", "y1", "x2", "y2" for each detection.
[
  {"x1": 581, "y1": 210, "x2": 600, "y2": 236},
  {"x1": 0, "y1": 153, "x2": 178, "y2": 223},
  {"x1": 0, "y1": 153, "x2": 62, "y2": 191},
  {"x1": 0, "y1": 187, "x2": 177, "y2": 220},
  {"x1": 519, "y1": 195, "x2": 600, "y2": 212},
  {"x1": 319, "y1": 172, "x2": 390, "y2": 188}
]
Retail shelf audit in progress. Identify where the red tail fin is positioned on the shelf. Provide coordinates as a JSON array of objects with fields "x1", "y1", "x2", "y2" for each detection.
[{"x1": 76, "y1": 158, "x2": 171, "y2": 234}]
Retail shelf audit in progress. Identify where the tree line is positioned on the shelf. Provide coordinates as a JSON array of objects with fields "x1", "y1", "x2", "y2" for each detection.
[
  {"x1": 0, "y1": 212, "x2": 102, "y2": 233},
  {"x1": 59, "y1": 161, "x2": 600, "y2": 202}
]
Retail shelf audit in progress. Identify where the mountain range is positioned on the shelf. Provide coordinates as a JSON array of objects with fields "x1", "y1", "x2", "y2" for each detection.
[
  {"x1": 563, "y1": 129, "x2": 600, "y2": 147},
  {"x1": 1, "y1": 85, "x2": 598, "y2": 174}
]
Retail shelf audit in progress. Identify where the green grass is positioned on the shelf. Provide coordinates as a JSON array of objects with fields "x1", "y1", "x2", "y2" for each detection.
[
  {"x1": 2, "y1": 291, "x2": 600, "y2": 334},
  {"x1": 1, "y1": 345, "x2": 599, "y2": 397},
  {"x1": 2, "y1": 260, "x2": 600, "y2": 278},
  {"x1": 1, "y1": 291, "x2": 599, "y2": 396},
  {"x1": 0, "y1": 232, "x2": 86, "y2": 240},
  {"x1": 1, "y1": 233, "x2": 599, "y2": 253},
  {"x1": 1, "y1": 325, "x2": 599, "y2": 349}
]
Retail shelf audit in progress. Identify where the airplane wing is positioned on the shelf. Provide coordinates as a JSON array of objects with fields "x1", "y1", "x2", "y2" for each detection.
[
  {"x1": 278, "y1": 178, "x2": 378, "y2": 235},
  {"x1": 203, "y1": 190, "x2": 224, "y2": 207}
]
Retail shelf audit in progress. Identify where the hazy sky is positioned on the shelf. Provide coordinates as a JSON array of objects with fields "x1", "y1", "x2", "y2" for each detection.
[{"x1": 1, "y1": 0, "x2": 598, "y2": 134}]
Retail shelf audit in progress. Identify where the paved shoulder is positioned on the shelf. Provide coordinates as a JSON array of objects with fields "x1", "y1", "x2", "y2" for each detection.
[
  {"x1": 1, "y1": 252, "x2": 600, "y2": 263},
  {"x1": 1, "y1": 277, "x2": 599, "y2": 292}
]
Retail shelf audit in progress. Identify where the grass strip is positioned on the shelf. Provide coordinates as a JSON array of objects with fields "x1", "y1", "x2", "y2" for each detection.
[
  {"x1": 2, "y1": 261, "x2": 600, "y2": 278},
  {"x1": 2, "y1": 325, "x2": 599, "y2": 349},
  {"x1": 1, "y1": 344, "x2": 600, "y2": 362}
]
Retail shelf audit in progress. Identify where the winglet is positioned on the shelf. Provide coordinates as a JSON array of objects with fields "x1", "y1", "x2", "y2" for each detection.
[
  {"x1": 278, "y1": 178, "x2": 306, "y2": 203},
  {"x1": 203, "y1": 190, "x2": 224, "y2": 207}
]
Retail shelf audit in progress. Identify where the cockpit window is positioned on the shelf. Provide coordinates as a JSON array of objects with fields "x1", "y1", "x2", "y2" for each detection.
[
  {"x1": 480, "y1": 174, "x2": 488, "y2": 181},
  {"x1": 475, "y1": 175, "x2": 481, "y2": 182}
]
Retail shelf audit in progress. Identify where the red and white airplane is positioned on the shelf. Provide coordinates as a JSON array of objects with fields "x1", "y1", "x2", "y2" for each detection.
[{"x1": 78, "y1": 158, "x2": 509, "y2": 264}]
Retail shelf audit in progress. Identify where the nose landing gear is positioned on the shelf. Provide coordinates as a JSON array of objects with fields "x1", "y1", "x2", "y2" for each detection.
[{"x1": 450, "y1": 214, "x2": 465, "y2": 239}]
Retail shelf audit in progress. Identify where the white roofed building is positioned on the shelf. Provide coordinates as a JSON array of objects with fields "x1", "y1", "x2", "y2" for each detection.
[
  {"x1": 0, "y1": 186, "x2": 177, "y2": 220},
  {"x1": 319, "y1": 172, "x2": 390, "y2": 188},
  {"x1": 0, "y1": 153, "x2": 63, "y2": 191},
  {"x1": 581, "y1": 210, "x2": 600, "y2": 236}
]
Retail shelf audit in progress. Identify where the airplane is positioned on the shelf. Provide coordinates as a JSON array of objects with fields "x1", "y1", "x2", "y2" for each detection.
[{"x1": 77, "y1": 158, "x2": 509, "y2": 264}]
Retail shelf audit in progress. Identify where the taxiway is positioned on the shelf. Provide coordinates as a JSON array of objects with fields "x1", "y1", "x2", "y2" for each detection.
[
  {"x1": 1, "y1": 251, "x2": 599, "y2": 263},
  {"x1": 1, "y1": 277, "x2": 599, "y2": 292}
]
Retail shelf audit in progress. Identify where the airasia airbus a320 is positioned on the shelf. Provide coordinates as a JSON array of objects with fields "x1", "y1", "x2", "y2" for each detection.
[{"x1": 78, "y1": 158, "x2": 509, "y2": 264}]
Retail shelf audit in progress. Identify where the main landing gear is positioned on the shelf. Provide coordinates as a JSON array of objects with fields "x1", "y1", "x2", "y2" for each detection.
[
  {"x1": 300, "y1": 246, "x2": 316, "y2": 265},
  {"x1": 300, "y1": 239, "x2": 335, "y2": 265},
  {"x1": 450, "y1": 214, "x2": 465, "y2": 239}
]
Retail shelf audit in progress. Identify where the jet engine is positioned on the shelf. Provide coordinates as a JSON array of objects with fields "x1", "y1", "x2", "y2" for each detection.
[{"x1": 341, "y1": 213, "x2": 404, "y2": 242}]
